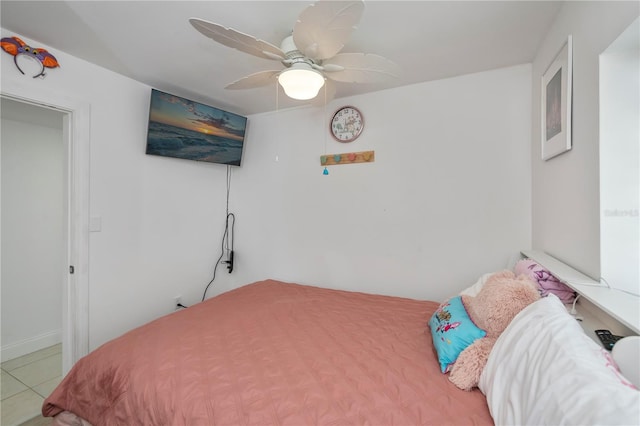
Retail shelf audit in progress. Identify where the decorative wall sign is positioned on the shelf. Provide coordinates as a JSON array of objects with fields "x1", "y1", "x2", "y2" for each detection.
[
  {"x1": 541, "y1": 35, "x2": 572, "y2": 160},
  {"x1": 1, "y1": 36, "x2": 60, "y2": 78},
  {"x1": 320, "y1": 150, "x2": 374, "y2": 166}
]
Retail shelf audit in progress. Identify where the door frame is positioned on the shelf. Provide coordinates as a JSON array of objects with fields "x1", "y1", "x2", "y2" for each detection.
[{"x1": 1, "y1": 80, "x2": 90, "y2": 374}]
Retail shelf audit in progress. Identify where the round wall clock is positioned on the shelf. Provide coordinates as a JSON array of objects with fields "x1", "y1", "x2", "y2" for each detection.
[{"x1": 330, "y1": 106, "x2": 364, "y2": 142}]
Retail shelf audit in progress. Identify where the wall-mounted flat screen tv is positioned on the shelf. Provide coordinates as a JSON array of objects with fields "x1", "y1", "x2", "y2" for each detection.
[{"x1": 146, "y1": 89, "x2": 247, "y2": 166}]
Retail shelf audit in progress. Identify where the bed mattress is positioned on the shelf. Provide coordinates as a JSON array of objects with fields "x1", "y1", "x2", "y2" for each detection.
[{"x1": 43, "y1": 280, "x2": 492, "y2": 425}]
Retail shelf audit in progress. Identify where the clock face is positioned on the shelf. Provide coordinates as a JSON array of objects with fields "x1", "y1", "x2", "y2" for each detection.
[{"x1": 330, "y1": 106, "x2": 364, "y2": 142}]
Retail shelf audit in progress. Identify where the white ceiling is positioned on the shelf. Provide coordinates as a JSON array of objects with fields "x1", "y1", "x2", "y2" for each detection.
[{"x1": 1, "y1": 1, "x2": 562, "y2": 116}]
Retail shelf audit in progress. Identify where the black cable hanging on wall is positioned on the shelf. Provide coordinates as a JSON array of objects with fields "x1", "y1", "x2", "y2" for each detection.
[{"x1": 202, "y1": 165, "x2": 235, "y2": 301}]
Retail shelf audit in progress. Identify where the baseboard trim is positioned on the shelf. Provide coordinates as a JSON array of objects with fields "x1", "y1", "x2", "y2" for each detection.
[{"x1": 1, "y1": 329, "x2": 62, "y2": 362}]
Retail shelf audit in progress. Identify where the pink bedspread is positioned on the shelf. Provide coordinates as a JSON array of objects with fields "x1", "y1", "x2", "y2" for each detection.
[{"x1": 43, "y1": 280, "x2": 492, "y2": 425}]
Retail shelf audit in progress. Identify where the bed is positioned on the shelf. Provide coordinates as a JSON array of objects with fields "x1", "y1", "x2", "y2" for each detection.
[
  {"x1": 44, "y1": 273, "x2": 640, "y2": 425},
  {"x1": 43, "y1": 280, "x2": 493, "y2": 425}
]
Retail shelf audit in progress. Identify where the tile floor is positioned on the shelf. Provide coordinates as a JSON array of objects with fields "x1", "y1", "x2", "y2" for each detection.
[{"x1": 1, "y1": 344, "x2": 62, "y2": 426}]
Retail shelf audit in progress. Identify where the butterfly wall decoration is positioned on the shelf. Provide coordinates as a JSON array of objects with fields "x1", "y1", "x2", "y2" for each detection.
[{"x1": 1, "y1": 36, "x2": 60, "y2": 78}]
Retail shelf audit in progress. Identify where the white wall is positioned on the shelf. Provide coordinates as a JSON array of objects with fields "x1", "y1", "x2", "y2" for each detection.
[
  {"x1": 227, "y1": 64, "x2": 533, "y2": 303},
  {"x1": 1, "y1": 29, "x2": 234, "y2": 349},
  {"x1": 531, "y1": 1, "x2": 640, "y2": 277},
  {"x1": 600, "y1": 28, "x2": 639, "y2": 296},
  {"x1": 1, "y1": 109, "x2": 64, "y2": 360},
  {"x1": 1, "y1": 27, "x2": 532, "y2": 350}
]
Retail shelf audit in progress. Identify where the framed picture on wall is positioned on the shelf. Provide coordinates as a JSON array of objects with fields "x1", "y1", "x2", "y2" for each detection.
[{"x1": 541, "y1": 35, "x2": 573, "y2": 160}]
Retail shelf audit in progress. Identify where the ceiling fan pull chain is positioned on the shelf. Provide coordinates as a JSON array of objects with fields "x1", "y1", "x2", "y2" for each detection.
[{"x1": 322, "y1": 81, "x2": 329, "y2": 176}]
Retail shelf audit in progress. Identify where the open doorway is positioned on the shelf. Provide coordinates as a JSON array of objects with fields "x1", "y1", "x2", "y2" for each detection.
[
  {"x1": 1, "y1": 98, "x2": 66, "y2": 423},
  {"x1": 0, "y1": 85, "x2": 90, "y2": 377},
  {"x1": 1, "y1": 98, "x2": 65, "y2": 361}
]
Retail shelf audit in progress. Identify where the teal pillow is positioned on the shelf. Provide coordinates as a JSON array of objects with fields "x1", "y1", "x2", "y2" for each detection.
[{"x1": 429, "y1": 296, "x2": 486, "y2": 373}]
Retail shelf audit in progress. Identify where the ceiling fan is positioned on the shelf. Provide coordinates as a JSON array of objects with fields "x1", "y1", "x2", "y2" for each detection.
[{"x1": 189, "y1": 0, "x2": 399, "y2": 102}]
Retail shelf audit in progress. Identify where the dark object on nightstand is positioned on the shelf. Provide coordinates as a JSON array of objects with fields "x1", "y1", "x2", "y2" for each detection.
[{"x1": 595, "y1": 329, "x2": 623, "y2": 350}]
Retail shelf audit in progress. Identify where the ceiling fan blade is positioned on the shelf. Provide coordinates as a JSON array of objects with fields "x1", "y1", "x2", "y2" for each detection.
[
  {"x1": 322, "y1": 53, "x2": 400, "y2": 83},
  {"x1": 189, "y1": 18, "x2": 285, "y2": 61},
  {"x1": 225, "y1": 70, "x2": 281, "y2": 90},
  {"x1": 310, "y1": 78, "x2": 337, "y2": 106},
  {"x1": 293, "y1": 0, "x2": 364, "y2": 60}
]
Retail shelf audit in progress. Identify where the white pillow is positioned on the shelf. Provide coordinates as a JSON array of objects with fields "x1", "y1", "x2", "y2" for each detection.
[
  {"x1": 479, "y1": 294, "x2": 639, "y2": 425},
  {"x1": 613, "y1": 336, "x2": 640, "y2": 388},
  {"x1": 459, "y1": 272, "x2": 495, "y2": 297}
]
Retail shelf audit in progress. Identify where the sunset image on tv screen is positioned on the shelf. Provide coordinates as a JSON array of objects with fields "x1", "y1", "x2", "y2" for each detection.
[{"x1": 146, "y1": 89, "x2": 247, "y2": 166}]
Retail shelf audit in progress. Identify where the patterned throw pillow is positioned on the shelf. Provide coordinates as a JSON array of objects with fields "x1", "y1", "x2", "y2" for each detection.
[{"x1": 429, "y1": 296, "x2": 486, "y2": 373}]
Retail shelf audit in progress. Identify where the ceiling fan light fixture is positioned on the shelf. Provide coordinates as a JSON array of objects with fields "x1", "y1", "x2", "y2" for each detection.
[{"x1": 278, "y1": 66, "x2": 325, "y2": 100}]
